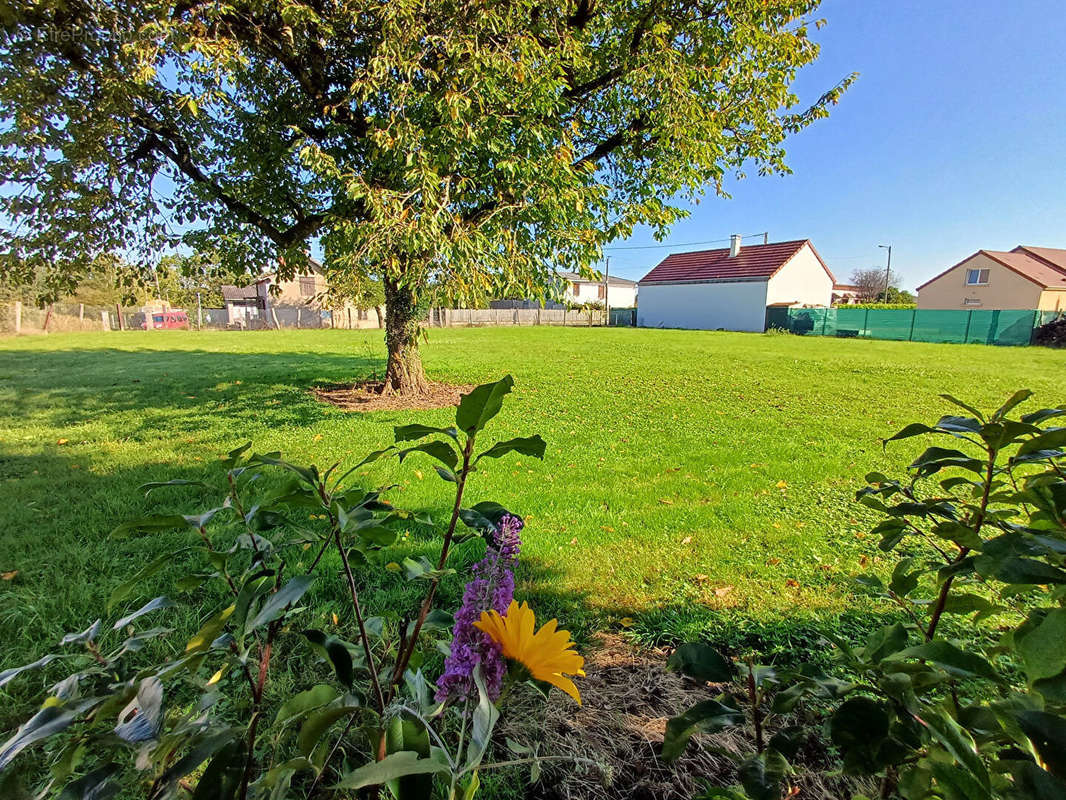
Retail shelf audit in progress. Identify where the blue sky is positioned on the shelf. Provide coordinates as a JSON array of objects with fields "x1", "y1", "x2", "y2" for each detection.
[{"x1": 605, "y1": 0, "x2": 1066, "y2": 290}]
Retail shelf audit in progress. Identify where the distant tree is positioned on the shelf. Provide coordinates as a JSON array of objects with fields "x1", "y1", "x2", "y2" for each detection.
[
  {"x1": 850, "y1": 267, "x2": 906, "y2": 301},
  {"x1": 71, "y1": 255, "x2": 150, "y2": 307},
  {"x1": 156, "y1": 254, "x2": 226, "y2": 308},
  {"x1": 1, "y1": 0, "x2": 853, "y2": 394},
  {"x1": 876, "y1": 286, "x2": 916, "y2": 305}
]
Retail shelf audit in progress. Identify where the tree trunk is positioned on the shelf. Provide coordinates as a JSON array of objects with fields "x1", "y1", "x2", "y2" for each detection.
[{"x1": 383, "y1": 278, "x2": 429, "y2": 395}]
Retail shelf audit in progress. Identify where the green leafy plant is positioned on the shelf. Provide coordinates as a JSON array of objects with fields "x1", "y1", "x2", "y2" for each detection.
[
  {"x1": 0, "y1": 376, "x2": 586, "y2": 799},
  {"x1": 665, "y1": 391, "x2": 1066, "y2": 799}
]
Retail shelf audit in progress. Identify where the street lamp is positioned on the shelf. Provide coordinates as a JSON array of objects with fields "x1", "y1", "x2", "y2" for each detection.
[{"x1": 878, "y1": 244, "x2": 892, "y2": 302}]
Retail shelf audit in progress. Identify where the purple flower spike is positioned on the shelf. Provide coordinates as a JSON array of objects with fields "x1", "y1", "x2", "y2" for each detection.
[{"x1": 435, "y1": 515, "x2": 524, "y2": 703}]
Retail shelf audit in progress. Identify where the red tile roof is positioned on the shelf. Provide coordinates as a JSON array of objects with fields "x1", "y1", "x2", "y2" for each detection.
[
  {"x1": 638, "y1": 239, "x2": 833, "y2": 284},
  {"x1": 917, "y1": 246, "x2": 1066, "y2": 291}
]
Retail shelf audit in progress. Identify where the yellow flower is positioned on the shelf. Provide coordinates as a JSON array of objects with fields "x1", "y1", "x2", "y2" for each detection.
[{"x1": 474, "y1": 600, "x2": 585, "y2": 704}]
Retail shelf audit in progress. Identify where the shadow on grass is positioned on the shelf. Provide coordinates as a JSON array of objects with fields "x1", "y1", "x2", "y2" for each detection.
[{"x1": 0, "y1": 345, "x2": 389, "y2": 436}]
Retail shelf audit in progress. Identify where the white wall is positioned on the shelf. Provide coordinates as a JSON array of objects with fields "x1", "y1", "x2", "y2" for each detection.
[
  {"x1": 765, "y1": 244, "x2": 833, "y2": 306},
  {"x1": 637, "y1": 280, "x2": 769, "y2": 331},
  {"x1": 606, "y1": 285, "x2": 637, "y2": 307}
]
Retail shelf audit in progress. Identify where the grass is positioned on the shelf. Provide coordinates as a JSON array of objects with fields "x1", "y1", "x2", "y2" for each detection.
[{"x1": 1, "y1": 326, "x2": 1064, "y2": 696}]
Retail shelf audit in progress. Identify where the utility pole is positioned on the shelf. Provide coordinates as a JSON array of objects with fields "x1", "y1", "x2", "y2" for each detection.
[
  {"x1": 197, "y1": 292, "x2": 203, "y2": 330},
  {"x1": 879, "y1": 244, "x2": 892, "y2": 302},
  {"x1": 604, "y1": 257, "x2": 611, "y2": 325}
]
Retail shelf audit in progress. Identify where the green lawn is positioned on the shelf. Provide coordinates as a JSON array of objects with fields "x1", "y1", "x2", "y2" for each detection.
[{"x1": 1, "y1": 327, "x2": 1064, "y2": 684}]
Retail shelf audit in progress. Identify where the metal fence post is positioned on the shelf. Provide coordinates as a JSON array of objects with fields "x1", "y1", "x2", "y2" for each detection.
[
  {"x1": 820, "y1": 310, "x2": 827, "y2": 336},
  {"x1": 908, "y1": 308, "x2": 917, "y2": 341},
  {"x1": 101, "y1": 310, "x2": 110, "y2": 331},
  {"x1": 863, "y1": 308, "x2": 870, "y2": 337},
  {"x1": 963, "y1": 310, "x2": 973, "y2": 343}
]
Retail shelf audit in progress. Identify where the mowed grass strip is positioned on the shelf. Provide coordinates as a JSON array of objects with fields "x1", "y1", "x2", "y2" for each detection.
[{"x1": 0, "y1": 327, "x2": 1063, "y2": 676}]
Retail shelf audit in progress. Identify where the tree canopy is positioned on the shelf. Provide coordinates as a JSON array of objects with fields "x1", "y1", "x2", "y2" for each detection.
[{"x1": 1, "y1": 0, "x2": 852, "y2": 390}]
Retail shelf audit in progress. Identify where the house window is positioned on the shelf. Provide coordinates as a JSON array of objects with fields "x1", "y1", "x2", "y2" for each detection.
[
  {"x1": 965, "y1": 269, "x2": 990, "y2": 286},
  {"x1": 597, "y1": 284, "x2": 606, "y2": 299},
  {"x1": 571, "y1": 282, "x2": 580, "y2": 295},
  {"x1": 299, "y1": 276, "x2": 316, "y2": 296}
]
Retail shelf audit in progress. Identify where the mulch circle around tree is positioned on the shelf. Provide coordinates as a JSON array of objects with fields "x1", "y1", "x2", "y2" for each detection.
[{"x1": 313, "y1": 381, "x2": 476, "y2": 412}]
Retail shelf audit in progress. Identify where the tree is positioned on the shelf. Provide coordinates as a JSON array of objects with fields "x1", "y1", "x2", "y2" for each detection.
[
  {"x1": 155, "y1": 254, "x2": 227, "y2": 308},
  {"x1": 1, "y1": 0, "x2": 853, "y2": 394},
  {"x1": 849, "y1": 266, "x2": 909, "y2": 302}
]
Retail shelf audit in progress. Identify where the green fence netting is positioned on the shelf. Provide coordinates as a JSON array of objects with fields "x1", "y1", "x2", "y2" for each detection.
[{"x1": 770, "y1": 308, "x2": 1060, "y2": 346}]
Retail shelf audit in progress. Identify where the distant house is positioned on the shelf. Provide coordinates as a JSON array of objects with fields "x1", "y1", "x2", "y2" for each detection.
[
  {"x1": 637, "y1": 236, "x2": 834, "y2": 331},
  {"x1": 832, "y1": 284, "x2": 863, "y2": 305},
  {"x1": 917, "y1": 246, "x2": 1066, "y2": 311},
  {"x1": 557, "y1": 271, "x2": 638, "y2": 308},
  {"x1": 222, "y1": 259, "x2": 382, "y2": 328},
  {"x1": 490, "y1": 270, "x2": 638, "y2": 310}
]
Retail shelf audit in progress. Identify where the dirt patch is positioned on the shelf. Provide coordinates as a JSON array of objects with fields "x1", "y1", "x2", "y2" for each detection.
[
  {"x1": 498, "y1": 633, "x2": 859, "y2": 800},
  {"x1": 313, "y1": 381, "x2": 476, "y2": 412}
]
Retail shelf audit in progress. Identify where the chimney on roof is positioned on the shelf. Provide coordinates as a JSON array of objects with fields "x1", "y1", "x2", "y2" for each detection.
[{"x1": 729, "y1": 234, "x2": 742, "y2": 258}]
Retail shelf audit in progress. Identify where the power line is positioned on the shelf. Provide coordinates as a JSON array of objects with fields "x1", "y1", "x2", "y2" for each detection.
[{"x1": 603, "y1": 231, "x2": 768, "y2": 252}]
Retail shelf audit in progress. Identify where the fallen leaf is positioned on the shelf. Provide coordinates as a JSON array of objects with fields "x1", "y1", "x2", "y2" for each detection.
[
  {"x1": 414, "y1": 470, "x2": 423, "y2": 480},
  {"x1": 601, "y1": 525, "x2": 615, "y2": 532},
  {"x1": 785, "y1": 578, "x2": 800, "y2": 588},
  {"x1": 1, "y1": 570, "x2": 17, "y2": 581},
  {"x1": 331, "y1": 612, "x2": 339, "y2": 626},
  {"x1": 658, "y1": 497, "x2": 673, "y2": 505},
  {"x1": 681, "y1": 536, "x2": 692, "y2": 545},
  {"x1": 313, "y1": 434, "x2": 323, "y2": 442},
  {"x1": 767, "y1": 557, "x2": 781, "y2": 566},
  {"x1": 618, "y1": 617, "x2": 635, "y2": 628},
  {"x1": 714, "y1": 585, "x2": 734, "y2": 598},
  {"x1": 776, "y1": 480, "x2": 788, "y2": 489},
  {"x1": 385, "y1": 562, "x2": 401, "y2": 572},
  {"x1": 56, "y1": 438, "x2": 69, "y2": 445}
]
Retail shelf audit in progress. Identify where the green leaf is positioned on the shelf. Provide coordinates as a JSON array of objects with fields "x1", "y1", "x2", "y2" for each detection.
[
  {"x1": 1017, "y1": 428, "x2": 1066, "y2": 458},
  {"x1": 666, "y1": 643, "x2": 735, "y2": 682},
  {"x1": 394, "y1": 424, "x2": 458, "y2": 443},
  {"x1": 302, "y1": 630, "x2": 356, "y2": 687},
  {"x1": 455, "y1": 375, "x2": 514, "y2": 434},
  {"x1": 334, "y1": 750, "x2": 451, "y2": 789},
  {"x1": 185, "y1": 605, "x2": 235, "y2": 654},
  {"x1": 927, "y1": 759, "x2": 991, "y2": 800},
  {"x1": 909, "y1": 447, "x2": 985, "y2": 477},
  {"x1": 476, "y1": 435, "x2": 547, "y2": 463},
  {"x1": 662, "y1": 699, "x2": 744, "y2": 761},
  {"x1": 110, "y1": 514, "x2": 191, "y2": 540},
  {"x1": 992, "y1": 389, "x2": 1033, "y2": 421},
  {"x1": 921, "y1": 707, "x2": 990, "y2": 791},
  {"x1": 386, "y1": 714, "x2": 433, "y2": 800},
  {"x1": 1015, "y1": 710, "x2": 1066, "y2": 780},
  {"x1": 884, "y1": 423, "x2": 936, "y2": 443},
  {"x1": 940, "y1": 395, "x2": 986, "y2": 421},
  {"x1": 0, "y1": 705, "x2": 82, "y2": 770},
  {"x1": 862, "y1": 623, "x2": 910, "y2": 662},
  {"x1": 1016, "y1": 609, "x2": 1066, "y2": 681},
  {"x1": 297, "y1": 704, "x2": 360, "y2": 757},
  {"x1": 985, "y1": 557, "x2": 1066, "y2": 586},
  {"x1": 464, "y1": 669, "x2": 500, "y2": 771},
  {"x1": 830, "y1": 697, "x2": 891, "y2": 773},
  {"x1": 192, "y1": 739, "x2": 246, "y2": 800},
  {"x1": 59, "y1": 764, "x2": 119, "y2": 800},
  {"x1": 0, "y1": 655, "x2": 61, "y2": 689},
  {"x1": 891, "y1": 641, "x2": 1000, "y2": 681},
  {"x1": 108, "y1": 547, "x2": 192, "y2": 611},
  {"x1": 275, "y1": 685, "x2": 341, "y2": 728},
  {"x1": 459, "y1": 502, "x2": 518, "y2": 533},
  {"x1": 738, "y1": 750, "x2": 790, "y2": 800},
  {"x1": 140, "y1": 479, "x2": 210, "y2": 495},
  {"x1": 398, "y1": 440, "x2": 459, "y2": 471},
  {"x1": 247, "y1": 576, "x2": 314, "y2": 632},
  {"x1": 113, "y1": 596, "x2": 175, "y2": 629}
]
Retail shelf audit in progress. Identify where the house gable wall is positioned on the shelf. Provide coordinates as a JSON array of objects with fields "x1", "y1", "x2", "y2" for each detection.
[
  {"x1": 917, "y1": 252, "x2": 1044, "y2": 310},
  {"x1": 765, "y1": 244, "x2": 833, "y2": 306},
  {"x1": 637, "y1": 280, "x2": 769, "y2": 331}
]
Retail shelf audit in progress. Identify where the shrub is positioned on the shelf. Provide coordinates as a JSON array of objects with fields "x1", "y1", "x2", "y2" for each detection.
[
  {"x1": 665, "y1": 390, "x2": 1066, "y2": 799},
  {"x1": 0, "y1": 376, "x2": 588, "y2": 799}
]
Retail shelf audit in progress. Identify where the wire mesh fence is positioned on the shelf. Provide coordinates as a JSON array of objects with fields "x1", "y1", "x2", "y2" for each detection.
[{"x1": 767, "y1": 307, "x2": 1063, "y2": 346}]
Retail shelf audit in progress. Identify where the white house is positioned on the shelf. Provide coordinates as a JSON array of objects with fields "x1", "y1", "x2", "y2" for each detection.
[
  {"x1": 637, "y1": 236, "x2": 835, "y2": 331},
  {"x1": 557, "y1": 271, "x2": 638, "y2": 308}
]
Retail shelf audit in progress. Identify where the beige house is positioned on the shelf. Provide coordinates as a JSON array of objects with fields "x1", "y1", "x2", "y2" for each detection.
[
  {"x1": 917, "y1": 246, "x2": 1066, "y2": 311},
  {"x1": 222, "y1": 260, "x2": 383, "y2": 329}
]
